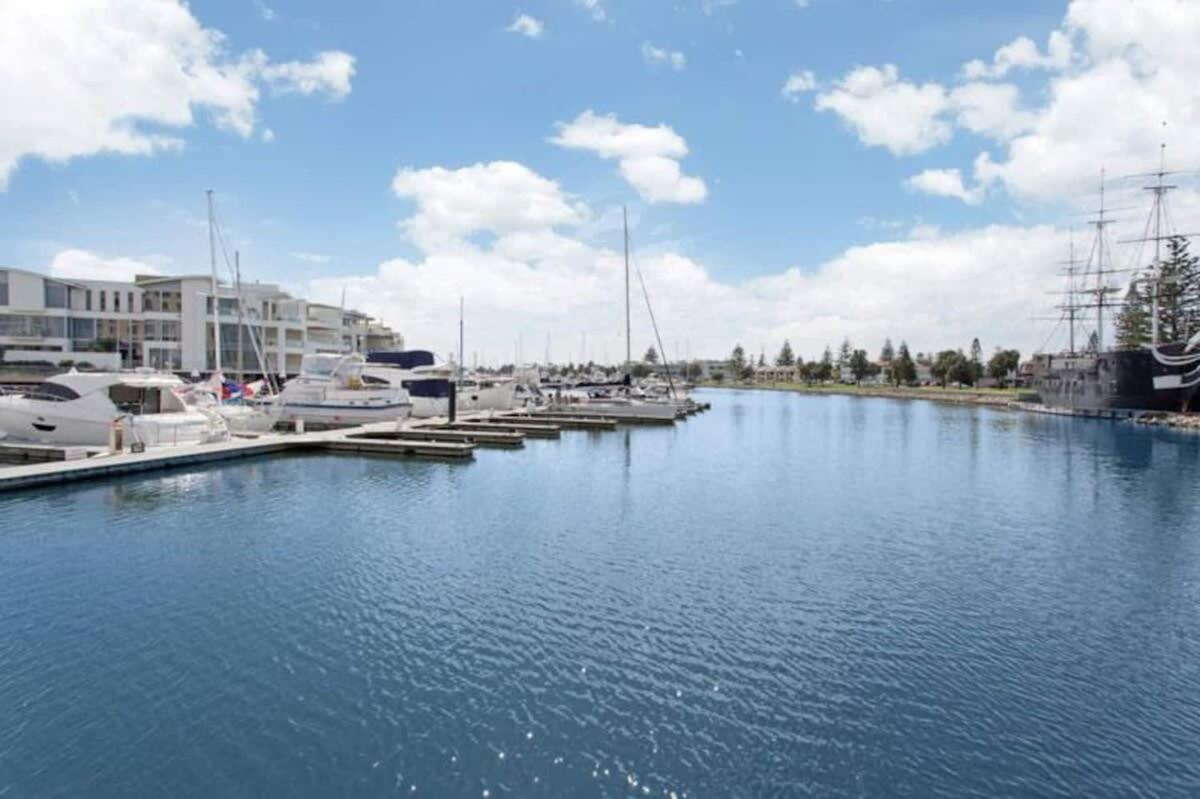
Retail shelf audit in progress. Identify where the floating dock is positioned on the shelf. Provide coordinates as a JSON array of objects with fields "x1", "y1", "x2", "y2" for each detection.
[{"x1": 0, "y1": 401, "x2": 712, "y2": 494}]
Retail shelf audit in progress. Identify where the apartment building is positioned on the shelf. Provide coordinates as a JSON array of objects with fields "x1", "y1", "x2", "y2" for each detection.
[{"x1": 0, "y1": 267, "x2": 403, "y2": 377}]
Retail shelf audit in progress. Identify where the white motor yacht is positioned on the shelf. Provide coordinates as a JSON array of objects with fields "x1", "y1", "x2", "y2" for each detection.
[
  {"x1": 265, "y1": 353, "x2": 412, "y2": 426},
  {"x1": 363, "y1": 351, "x2": 516, "y2": 417},
  {"x1": 0, "y1": 369, "x2": 230, "y2": 447}
]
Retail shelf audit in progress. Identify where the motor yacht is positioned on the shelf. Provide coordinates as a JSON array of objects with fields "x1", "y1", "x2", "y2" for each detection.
[
  {"x1": 0, "y1": 369, "x2": 230, "y2": 447},
  {"x1": 265, "y1": 353, "x2": 412, "y2": 426}
]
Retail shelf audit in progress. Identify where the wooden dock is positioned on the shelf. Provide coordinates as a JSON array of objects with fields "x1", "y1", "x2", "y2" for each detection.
[{"x1": 0, "y1": 399, "x2": 712, "y2": 494}]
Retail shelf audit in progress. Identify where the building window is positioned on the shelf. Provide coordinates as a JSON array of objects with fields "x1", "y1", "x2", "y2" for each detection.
[
  {"x1": 70, "y1": 318, "x2": 96, "y2": 340},
  {"x1": 85, "y1": 289, "x2": 92, "y2": 311},
  {"x1": 114, "y1": 292, "x2": 120, "y2": 312},
  {"x1": 0, "y1": 314, "x2": 67, "y2": 337},
  {"x1": 44, "y1": 281, "x2": 68, "y2": 309},
  {"x1": 0, "y1": 271, "x2": 8, "y2": 306},
  {"x1": 128, "y1": 292, "x2": 134, "y2": 313},
  {"x1": 99, "y1": 290, "x2": 107, "y2": 311}
]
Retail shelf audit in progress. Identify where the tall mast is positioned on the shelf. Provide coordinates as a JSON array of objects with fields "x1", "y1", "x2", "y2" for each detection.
[
  {"x1": 1066, "y1": 230, "x2": 1078, "y2": 354},
  {"x1": 1096, "y1": 170, "x2": 1107, "y2": 350},
  {"x1": 207, "y1": 189, "x2": 222, "y2": 380},
  {"x1": 458, "y1": 296, "x2": 464, "y2": 383},
  {"x1": 623, "y1": 204, "x2": 631, "y2": 374},
  {"x1": 1150, "y1": 140, "x2": 1168, "y2": 345}
]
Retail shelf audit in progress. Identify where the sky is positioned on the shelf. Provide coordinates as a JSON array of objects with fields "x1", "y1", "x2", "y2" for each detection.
[{"x1": 3, "y1": 0, "x2": 1199, "y2": 365}]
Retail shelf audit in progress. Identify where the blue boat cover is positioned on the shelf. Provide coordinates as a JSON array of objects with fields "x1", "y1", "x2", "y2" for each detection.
[{"x1": 366, "y1": 350, "x2": 436, "y2": 368}]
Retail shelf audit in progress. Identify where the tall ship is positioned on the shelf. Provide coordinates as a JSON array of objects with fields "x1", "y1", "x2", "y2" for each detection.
[{"x1": 1031, "y1": 154, "x2": 1200, "y2": 413}]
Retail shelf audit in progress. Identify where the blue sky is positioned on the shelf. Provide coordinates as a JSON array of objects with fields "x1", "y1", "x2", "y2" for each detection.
[{"x1": 2, "y1": 0, "x2": 1194, "y2": 362}]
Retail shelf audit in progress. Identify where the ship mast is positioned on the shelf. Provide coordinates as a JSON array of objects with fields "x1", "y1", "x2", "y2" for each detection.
[
  {"x1": 207, "y1": 189, "x2": 222, "y2": 387},
  {"x1": 623, "y1": 204, "x2": 631, "y2": 377}
]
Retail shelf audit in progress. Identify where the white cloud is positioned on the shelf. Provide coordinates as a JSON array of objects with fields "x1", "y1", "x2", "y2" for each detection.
[
  {"x1": 962, "y1": 32, "x2": 1072, "y2": 80},
  {"x1": 550, "y1": 111, "x2": 708, "y2": 204},
  {"x1": 308, "y1": 157, "x2": 1067, "y2": 363},
  {"x1": 814, "y1": 64, "x2": 952, "y2": 156},
  {"x1": 49, "y1": 249, "x2": 163, "y2": 282},
  {"x1": 781, "y1": 70, "x2": 817, "y2": 102},
  {"x1": 949, "y1": 82, "x2": 1035, "y2": 142},
  {"x1": 292, "y1": 251, "x2": 332, "y2": 264},
  {"x1": 641, "y1": 42, "x2": 686, "y2": 71},
  {"x1": 0, "y1": 0, "x2": 355, "y2": 189},
  {"x1": 391, "y1": 161, "x2": 587, "y2": 249},
  {"x1": 905, "y1": 169, "x2": 984, "y2": 206},
  {"x1": 506, "y1": 13, "x2": 544, "y2": 39},
  {"x1": 575, "y1": 0, "x2": 606, "y2": 21},
  {"x1": 253, "y1": 0, "x2": 277, "y2": 22},
  {"x1": 259, "y1": 51, "x2": 355, "y2": 98}
]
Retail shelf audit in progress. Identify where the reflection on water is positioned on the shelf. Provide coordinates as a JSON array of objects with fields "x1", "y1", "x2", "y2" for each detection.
[{"x1": 2, "y1": 389, "x2": 1200, "y2": 797}]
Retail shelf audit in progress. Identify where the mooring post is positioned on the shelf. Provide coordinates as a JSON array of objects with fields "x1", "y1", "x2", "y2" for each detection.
[{"x1": 448, "y1": 381, "x2": 457, "y2": 422}]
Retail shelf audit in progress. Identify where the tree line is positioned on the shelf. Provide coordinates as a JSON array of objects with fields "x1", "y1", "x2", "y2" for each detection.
[{"x1": 719, "y1": 336, "x2": 1020, "y2": 388}]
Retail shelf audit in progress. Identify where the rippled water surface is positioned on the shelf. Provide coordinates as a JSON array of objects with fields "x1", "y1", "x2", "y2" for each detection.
[{"x1": 4, "y1": 389, "x2": 1200, "y2": 797}]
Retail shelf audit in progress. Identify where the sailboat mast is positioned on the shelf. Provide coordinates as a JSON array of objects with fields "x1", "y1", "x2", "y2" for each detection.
[
  {"x1": 207, "y1": 189, "x2": 222, "y2": 381},
  {"x1": 458, "y1": 296, "x2": 465, "y2": 383},
  {"x1": 1097, "y1": 173, "x2": 1105, "y2": 350},
  {"x1": 1151, "y1": 142, "x2": 1166, "y2": 345},
  {"x1": 623, "y1": 205, "x2": 631, "y2": 373}
]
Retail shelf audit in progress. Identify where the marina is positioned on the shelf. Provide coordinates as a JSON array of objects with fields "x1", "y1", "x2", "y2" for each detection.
[
  {"x1": 0, "y1": 403, "x2": 710, "y2": 493},
  {"x1": 4, "y1": 388, "x2": 1200, "y2": 797}
]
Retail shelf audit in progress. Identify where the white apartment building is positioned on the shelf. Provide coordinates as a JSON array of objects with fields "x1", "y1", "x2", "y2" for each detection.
[{"x1": 0, "y1": 267, "x2": 403, "y2": 377}]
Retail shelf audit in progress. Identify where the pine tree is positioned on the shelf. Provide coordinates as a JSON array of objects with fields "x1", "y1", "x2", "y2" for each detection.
[
  {"x1": 776, "y1": 340, "x2": 795, "y2": 367},
  {"x1": 644, "y1": 346, "x2": 659, "y2": 363},
  {"x1": 969, "y1": 337, "x2": 983, "y2": 382},
  {"x1": 729, "y1": 344, "x2": 746, "y2": 376},
  {"x1": 838, "y1": 337, "x2": 852, "y2": 367},
  {"x1": 1156, "y1": 236, "x2": 1200, "y2": 343},
  {"x1": 893, "y1": 342, "x2": 917, "y2": 385},
  {"x1": 1116, "y1": 284, "x2": 1151, "y2": 350},
  {"x1": 880, "y1": 338, "x2": 895, "y2": 363}
]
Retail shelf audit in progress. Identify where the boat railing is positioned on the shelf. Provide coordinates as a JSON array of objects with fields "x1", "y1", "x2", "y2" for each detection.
[{"x1": 0, "y1": 385, "x2": 73, "y2": 402}]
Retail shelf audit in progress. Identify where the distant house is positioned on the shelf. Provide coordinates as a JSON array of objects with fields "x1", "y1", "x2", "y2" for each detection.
[{"x1": 754, "y1": 364, "x2": 798, "y2": 383}]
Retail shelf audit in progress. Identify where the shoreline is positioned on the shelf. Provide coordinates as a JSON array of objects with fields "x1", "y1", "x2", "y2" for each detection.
[{"x1": 701, "y1": 382, "x2": 1022, "y2": 409}]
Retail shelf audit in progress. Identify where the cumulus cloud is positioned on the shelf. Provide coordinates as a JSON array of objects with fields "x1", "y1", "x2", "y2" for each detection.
[
  {"x1": 301, "y1": 155, "x2": 1069, "y2": 364},
  {"x1": 962, "y1": 32, "x2": 1073, "y2": 80},
  {"x1": 815, "y1": 65, "x2": 953, "y2": 156},
  {"x1": 0, "y1": 0, "x2": 355, "y2": 189},
  {"x1": 49, "y1": 249, "x2": 163, "y2": 282},
  {"x1": 391, "y1": 161, "x2": 587, "y2": 249},
  {"x1": 905, "y1": 169, "x2": 984, "y2": 205},
  {"x1": 641, "y1": 42, "x2": 686, "y2": 71},
  {"x1": 781, "y1": 70, "x2": 817, "y2": 102},
  {"x1": 506, "y1": 13, "x2": 544, "y2": 39},
  {"x1": 550, "y1": 111, "x2": 708, "y2": 204},
  {"x1": 806, "y1": 0, "x2": 1200, "y2": 208}
]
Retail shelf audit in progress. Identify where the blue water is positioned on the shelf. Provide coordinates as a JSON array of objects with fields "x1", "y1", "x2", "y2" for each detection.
[{"x1": 3, "y1": 389, "x2": 1200, "y2": 797}]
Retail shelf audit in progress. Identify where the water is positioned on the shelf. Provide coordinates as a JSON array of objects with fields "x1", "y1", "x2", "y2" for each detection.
[{"x1": 3, "y1": 389, "x2": 1200, "y2": 797}]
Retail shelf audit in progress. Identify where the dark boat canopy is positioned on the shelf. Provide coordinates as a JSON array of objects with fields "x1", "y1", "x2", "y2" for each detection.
[{"x1": 366, "y1": 350, "x2": 435, "y2": 369}]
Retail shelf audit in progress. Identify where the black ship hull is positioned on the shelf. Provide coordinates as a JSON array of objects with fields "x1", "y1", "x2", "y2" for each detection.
[{"x1": 1031, "y1": 345, "x2": 1198, "y2": 413}]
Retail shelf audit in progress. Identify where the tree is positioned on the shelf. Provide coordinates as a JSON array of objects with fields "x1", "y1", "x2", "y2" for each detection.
[
  {"x1": 849, "y1": 349, "x2": 875, "y2": 383},
  {"x1": 987, "y1": 349, "x2": 1021, "y2": 383},
  {"x1": 818, "y1": 346, "x2": 834, "y2": 382},
  {"x1": 880, "y1": 338, "x2": 895, "y2": 364},
  {"x1": 970, "y1": 337, "x2": 984, "y2": 381},
  {"x1": 1116, "y1": 283, "x2": 1151, "y2": 350},
  {"x1": 838, "y1": 337, "x2": 852, "y2": 367},
  {"x1": 685, "y1": 361, "x2": 703, "y2": 380},
  {"x1": 893, "y1": 342, "x2": 918, "y2": 385},
  {"x1": 729, "y1": 344, "x2": 746, "y2": 377},
  {"x1": 1155, "y1": 235, "x2": 1200, "y2": 343},
  {"x1": 644, "y1": 346, "x2": 659, "y2": 364},
  {"x1": 776, "y1": 340, "x2": 795, "y2": 367},
  {"x1": 631, "y1": 362, "x2": 651, "y2": 378},
  {"x1": 796, "y1": 361, "x2": 812, "y2": 383},
  {"x1": 757, "y1": 352, "x2": 766, "y2": 368},
  {"x1": 931, "y1": 349, "x2": 964, "y2": 387},
  {"x1": 950, "y1": 354, "x2": 977, "y2": 387}
]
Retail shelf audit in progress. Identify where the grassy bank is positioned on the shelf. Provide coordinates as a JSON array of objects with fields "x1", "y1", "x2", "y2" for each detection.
[{"x1": 702, "y1": 381, "x2": 1024, "y2": 408}]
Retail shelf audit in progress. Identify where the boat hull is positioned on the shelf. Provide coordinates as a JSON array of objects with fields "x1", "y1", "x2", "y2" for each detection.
[
  {"x1": 0, "y1": 397, "x2": 224, "y2": 447},
  {"x1": 1031, "y1": 346, "x2": 1199, "y2": 412}
]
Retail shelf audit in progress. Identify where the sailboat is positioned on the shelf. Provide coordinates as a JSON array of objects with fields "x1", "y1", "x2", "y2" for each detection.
[
  {"x1": 1030, "y1": 157, "x2": 1199, "y2": 412},
  {"x1": 202, "y1": 190, "x2": 282, "y2": 434},
  {"x1": 550, "y1": 207, "x2": 679, "y2": 421}
]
